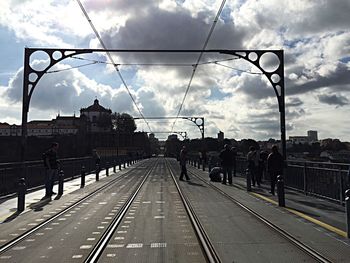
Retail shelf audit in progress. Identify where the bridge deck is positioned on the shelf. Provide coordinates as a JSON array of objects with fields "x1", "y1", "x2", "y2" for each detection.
[{"x1": 0, "y1": 158, "x2": 349, "y2": 262}]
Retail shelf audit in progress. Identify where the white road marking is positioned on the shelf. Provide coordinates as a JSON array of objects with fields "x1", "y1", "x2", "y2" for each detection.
[
  {"x1": 80, "y1": 245, "x2": 92, "y2": 249},
  {"x1": 151, "y1": 242, "x2": 167, "y2": 248},
  {"x1": 126, "y1": 243, "x2": 143, "y2": 248}
]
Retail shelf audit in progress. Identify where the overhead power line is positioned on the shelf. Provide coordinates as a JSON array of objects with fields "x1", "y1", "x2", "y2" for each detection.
[
  {"x1": 171, "y1": 0, "x2": 227, "y2": 132},
  {"x1": 76, "y1": 0, "x2": 152, "y2": 133}
]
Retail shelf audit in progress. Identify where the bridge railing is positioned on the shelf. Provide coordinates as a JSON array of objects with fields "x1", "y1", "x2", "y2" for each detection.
[
  {"x1": 234, "y1": 157, "x2": 350, "y2": 204},
  {"x1": 0, "y1": 155, "x2": 128, "y2": 197}
]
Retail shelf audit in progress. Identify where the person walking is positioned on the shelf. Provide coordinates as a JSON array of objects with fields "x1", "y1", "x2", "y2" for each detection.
[
  {"x1": 247, "y1": 146, "x2": 260, "y2": 186},
  {"x1": 219, "y1": 144, "x2": 234, "y2": 185},
  {"x1": 44, "y1": 142, "x2": 59, "y2": 197},
  {"x1": 267, "y1": 145, "x2": 284, "y2": 195},
  {"x1": 179, "y1": 146, "x2": 190, "y2": 181}
]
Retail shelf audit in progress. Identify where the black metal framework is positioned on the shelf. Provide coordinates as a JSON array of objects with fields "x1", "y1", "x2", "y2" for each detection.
[
  {"x1": 150, "y1": 131, "x2": 188, "y2": 140},
  {"x1": 21, "y1": 48, "x2": 285, "y2": 162},
  {"x1": 133, "y1": 116, "x2": 204, "y2": 139}
]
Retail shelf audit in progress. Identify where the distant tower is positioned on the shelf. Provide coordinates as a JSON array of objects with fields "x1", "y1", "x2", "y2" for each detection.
[
  {"x1": 218, "y1": 131, "x2": 224, "y2": 142},
  {"x1": 307, "y1": 130, "x2": 318, "y2": 141}
]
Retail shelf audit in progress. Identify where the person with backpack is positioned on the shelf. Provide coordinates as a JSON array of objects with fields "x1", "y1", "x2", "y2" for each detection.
[
  {"x1": 43, "y1": 142, "x2": 59, "y2": 197},
  {"x1": 267, "y1": 145, "x2": 284, "y2": 195},
  {"x1": 219, "y1": 144, "x2": 235, "y2": 185}
]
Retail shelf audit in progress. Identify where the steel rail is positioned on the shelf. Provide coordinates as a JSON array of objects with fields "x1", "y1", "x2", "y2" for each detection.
[
  {"x1": 188, "y1": 167, "x2": 333, "y2": 263},
  {"x1": 165, "y1": 159, "x2": 221, "y2": 263},
  {"x1": 84, "y1": 159, "x2": 158, "y2": 262},
  {"x1": 0, "y1": 159, "x2": 147, "y2": 254}
]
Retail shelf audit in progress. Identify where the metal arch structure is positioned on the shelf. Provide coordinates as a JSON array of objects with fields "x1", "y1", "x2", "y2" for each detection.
[
  {"x1": 150, "y1": 131, "x2": 188, "y2": 140},
  {"x1": 21, "y1": 48, "x2": 285, "y2": 162},
  {"x1": 133, "y1": 116, "x2": 204, "y2": 139}
]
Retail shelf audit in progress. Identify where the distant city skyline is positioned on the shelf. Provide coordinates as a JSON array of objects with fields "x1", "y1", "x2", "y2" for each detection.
[{"x1": 0, "y1": 0, "x2": 349, "y2": 141}]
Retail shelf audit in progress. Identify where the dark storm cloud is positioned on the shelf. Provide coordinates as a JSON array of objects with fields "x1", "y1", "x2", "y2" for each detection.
[
  {"x1": 317, "y1": 93, "x2": 349, "y2": 107},
  {"x1": 288, "y1": 0, "x2": 350, "y2": 36},
  {"x1": 235, "y1": 74, "x2": 275, "y2": 101},
  {"x1": 101, "y1": 6, "x2": 245, "y2": 64},
  {"x1": 287, "y1": 63, "x2": 350, "y2": 95}
]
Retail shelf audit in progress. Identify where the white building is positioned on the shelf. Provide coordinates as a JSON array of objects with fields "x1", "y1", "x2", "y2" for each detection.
[{"x1": 80, "y1": 99, "x2": 112, "y2": 133}]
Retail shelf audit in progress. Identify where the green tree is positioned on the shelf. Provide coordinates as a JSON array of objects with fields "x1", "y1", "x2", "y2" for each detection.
[{"x1": 111, "y1": 113, "x2": 137, "y2": 134}]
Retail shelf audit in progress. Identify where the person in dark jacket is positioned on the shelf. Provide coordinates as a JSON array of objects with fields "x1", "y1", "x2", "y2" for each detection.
[
  {"x1": 179, "y1": 146, "x2": 190, "y2": 181},
  {"x1": 44, "y1": 142, "x2": 59, "y2": 197},
  {"x1": 219, "y1": 144, "x2": 234, "y2": 185},
  {"x1": 267, "y1": 145, "x2": 284, "y2": 195}
]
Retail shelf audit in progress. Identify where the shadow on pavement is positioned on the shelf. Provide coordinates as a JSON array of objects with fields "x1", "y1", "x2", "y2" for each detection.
[
  {"x1": 187, "y1": 181, "x2": 205, "y2": 187},
  {"x1": 28, "y1": 196, "x2": 52, "y2": 212},
  {"x1": 3, "y1": 210, "x2": 23, "y2": 223}
]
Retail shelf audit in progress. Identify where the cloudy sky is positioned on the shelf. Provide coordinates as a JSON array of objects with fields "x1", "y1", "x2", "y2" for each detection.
[{"x1": 0, "y1": 0, "x2": 349, "y2": 141}]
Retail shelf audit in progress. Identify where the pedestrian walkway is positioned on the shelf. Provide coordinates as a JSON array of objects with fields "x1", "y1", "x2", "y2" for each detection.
[
  {"x1": 0, "y1": 169, "x2": 115, "y2": 224},
  {"x1": 201, "y1": 167, "x2": 348, "y2": 238}
]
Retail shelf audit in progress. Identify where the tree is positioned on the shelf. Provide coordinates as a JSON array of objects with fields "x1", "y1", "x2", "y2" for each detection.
[{"x1": 111, "y1": 113, "x2": 137, "y2": 134}]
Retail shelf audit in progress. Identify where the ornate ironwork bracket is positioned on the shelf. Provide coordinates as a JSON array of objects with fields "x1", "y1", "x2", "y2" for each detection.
[
  {"x1": 21, "y1": 48, "x2": 285, "y2": 162},
  {"x1": 181, "y1": 117, "x2": 204, "y2": 139}
]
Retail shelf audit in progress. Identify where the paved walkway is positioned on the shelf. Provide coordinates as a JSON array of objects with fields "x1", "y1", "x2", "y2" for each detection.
[{"x1": 0, "y1": 169, "x2": 112, "y2": 223}]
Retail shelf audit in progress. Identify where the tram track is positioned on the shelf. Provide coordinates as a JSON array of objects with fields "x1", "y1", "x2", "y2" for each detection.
[
  {"x1": 186, "y1": 164, "x2": 333, "y2": 263},
  {"x1": 84, "y1": 159, "x2": 158, "y2": 262},
  {"x1": 0, "y1": 159, "x2": 151, "y2": 256},
  {"x1": 165, "y1": 159, "x2": 221, "y2": 263},
  {"x1": 89, "y1": 157, "x2": 219, "y2": 262}
]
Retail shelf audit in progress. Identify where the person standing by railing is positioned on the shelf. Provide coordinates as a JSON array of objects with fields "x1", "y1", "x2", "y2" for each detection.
[
  {"x1": 43, "y1": 142, "x2": 59, "y2": 198},
  {"x1": 219, "y1": 144, "x2": 234, "y2": 185},
  {"x1": 267, "y1": 145, "x2": 283, "y2": 195},
  {"x1": 247, "y1": 146, "x2": 260, "y2": 187}
]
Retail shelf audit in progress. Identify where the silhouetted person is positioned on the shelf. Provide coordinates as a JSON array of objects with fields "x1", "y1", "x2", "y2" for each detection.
[
  {"x1": 92, "y1": 149, "x2": 101, "y2": 165},
  {"x1": 219, "y1": 144, "x2": 234, "y2": 185},
  {"x1": 247, "y1": 146, "x2": 260, "y2": 186},
  {"x1": 267, "y1": 145, "x2": 284, "y2": 195},
  {"x1": 259, "y1": 150, "x2": 269, "y2": 182},
  {"x1": 179, "y1": 146, "x2": 190, "y2": 181},
  {"x1": 44, "y1": 142, "x2": 59, "y2": 197},
  {"x1": 231, "y1": 147, "x2": 237, "y2": 177},
  {"x1": 209, "y1": 165, "x2": 222, "y2": 182}
]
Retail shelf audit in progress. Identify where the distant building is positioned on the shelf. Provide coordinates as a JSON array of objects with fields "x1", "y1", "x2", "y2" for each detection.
[
  {"x1": 307, "y1": 130, "x2": 318, "y2": 141},
  {"x1": 218, "y1": 131, "x2": 224, "y2": 142},
  {"x1": 289, "y1": 130, "x2": 318, "y2": 144},
  {"x1": 0, "y1": 99, "x2": 112, "y2": 137},
  {"x1": 80, "y1": 99, "x2": 112, "y2": 133}
]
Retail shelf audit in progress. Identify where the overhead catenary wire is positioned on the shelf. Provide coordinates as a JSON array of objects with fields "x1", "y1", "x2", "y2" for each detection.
[
  {"x1": 76, "y1": 0, "x2": 152, "y2": 133},
  {"x1": 171, "y1": 0, "x2": 227, "y2": 132}
]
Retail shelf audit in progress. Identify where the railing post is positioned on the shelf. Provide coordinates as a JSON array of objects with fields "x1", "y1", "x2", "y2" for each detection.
[
  {"x1": 277, "y1": 175, "x2": 285, "y2": 207},
  {"x1": 106, "y1": 162, "x2": 109, "y2": 176},
  {"x1": 202, "y1": 160, "x2": 205, "y2": 171},
  {"x1": 95, "y1": 164, "x2": 100, "y2": 181},
  {"x1": 80, "y1": 165, "x2": 85, "y2": 188},
  {"x1": 345, "y1": 189, "x2": 350, "y2": 238},
  {"x1": 119, "y1": 160, "x2": 122, "y2": 170},
  {"x1": 246, "y1": 169, "x2": 251, "y2": 192},
  {"x1": 303, "y1": 162, "x2": 307, "y2": 195},
  {"x1": 58, "y1": 170, "x2": 64, "y2": 196},
  {"x1": 113, "y1": 160, "x2": 116, "y2": 173},
  {"x1": 198, "y1": 159, "x2": 200, "y2": 169},
  {"x1": 340, "y1": 169, "x2": 344, "y2": 205},
  {"x1": 123, "y1": 159, "x2": 126, "y2": 168},
  {"x1": 17, "y1": 178, "x2": 26, "y2": 212}
]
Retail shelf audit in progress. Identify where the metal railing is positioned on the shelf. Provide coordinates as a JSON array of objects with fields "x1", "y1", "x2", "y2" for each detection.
[
  {"x1": 0, "y1": 155, "x2": 131, "y2": 197},
  {"x1": 234, "y1": 157, "x2": 350, "y2": 204}
]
